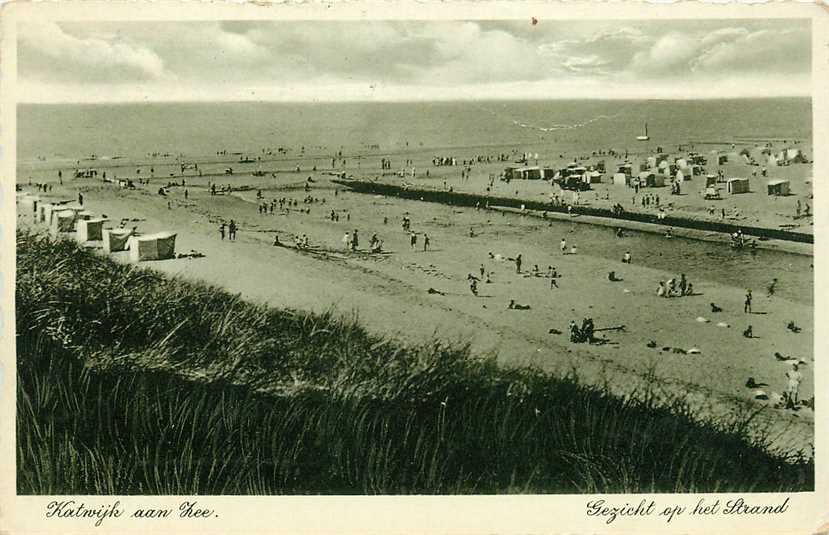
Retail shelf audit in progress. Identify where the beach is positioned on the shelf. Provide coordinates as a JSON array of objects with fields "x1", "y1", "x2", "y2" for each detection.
[{"x1": 15, "y1": 99, "x2": 815, "y2": 455}]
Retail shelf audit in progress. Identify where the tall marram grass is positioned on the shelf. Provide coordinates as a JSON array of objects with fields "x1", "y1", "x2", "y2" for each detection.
[{"x1": 16, "y1": 230, "x2": 813, "y2": 494}]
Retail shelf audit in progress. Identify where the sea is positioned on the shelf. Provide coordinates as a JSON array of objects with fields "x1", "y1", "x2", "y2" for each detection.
[{"x1": 17, "y1": 98, "x2": 812, "y2": 163}]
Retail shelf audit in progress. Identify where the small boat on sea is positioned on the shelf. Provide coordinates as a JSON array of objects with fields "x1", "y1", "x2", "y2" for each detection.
[{"x1": 637, "y1": 123, "x2": 650, "y2": 141}]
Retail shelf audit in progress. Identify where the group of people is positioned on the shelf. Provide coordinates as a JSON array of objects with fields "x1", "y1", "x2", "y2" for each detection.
[
  {"x1": 569, "y1": 318, "x2": 596, "y2": 344},
  {"x1": 218, "y1": 219, "x2": 237, "y2": 241},
  {"x1": 656, "y1": 274, "x2": 694, "y2": 298}
]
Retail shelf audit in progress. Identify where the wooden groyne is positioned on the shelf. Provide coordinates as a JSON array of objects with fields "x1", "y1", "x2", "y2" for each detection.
[{"x1": 333, "y1": 179, "x2": 813, "y2": 245}]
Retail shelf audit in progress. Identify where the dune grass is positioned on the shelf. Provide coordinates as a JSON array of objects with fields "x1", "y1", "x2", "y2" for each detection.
[{"x1": 16, "y1": 230, "x2": 813, "y2": 494}]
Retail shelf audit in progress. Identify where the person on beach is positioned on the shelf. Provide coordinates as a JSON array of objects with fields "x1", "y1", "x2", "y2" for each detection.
[
  {"x1": 480, "y1": 264, "x2": 486, "y2": 279},
  {"x1": 423, "y1": 234, "x2": 430, "y2": 252},
  {"x1": 742, "y1": 325, "x2": 753, "y2": 338},
  {"x1": 219, "y1": 222, "x2": 226, "y2": 241},
  {"x1": 78, "y1": 192, "x2": 84, "y2": 206},
  {"x1": 342, "y1": 232, "x2": 351, "y2": 250},
  {"x1": 570, "y1": 244, "x2": 577, "y2": 255},
  {"x1": 351, "y1": 229, "x2": 359, "y2": 251},
  {"x1": 786, "y1": 364, "x2": 803, "y2": 407},
  {"x1": 569, "y1": 320, "x2": 580, "y2": 343},
  {"x1": 657, "y1": 281, "x2": 667, "y2": 298},
  {"x1": 615, "y1": 227, "x2": 624, "y2": 238},
  {"x1": 679, "y1": 274, "x2": 687, "y2": 296},
  {"x1": 744, "y1": 289, "x2": 753, "y2": 313},
  {"x1": 560, "y1": 238, "x2": 567, "y2": 254},
  {"x1": 228, "y1": 219, "x2": 237, "y2": 241},
  {"x1": 622, "y1": 251, "x2": 631, "y2": 264},
  {"x1": 766, "y1": 278, "x2": 778, "y2": 297},
  {"x1": 515, "y1": 254, "x2": 523, "y2": 273},
  {"x1": 410, "y1": 232, "x2": 417, "y2": 249},
  {"x1": 469, "y1": 278, "x2": 479, "y2": 296}
]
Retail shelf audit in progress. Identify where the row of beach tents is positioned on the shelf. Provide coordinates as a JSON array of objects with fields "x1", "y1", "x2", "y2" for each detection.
[{"x1": 17, "y1": 192, "x2": 177, "y2": 262}]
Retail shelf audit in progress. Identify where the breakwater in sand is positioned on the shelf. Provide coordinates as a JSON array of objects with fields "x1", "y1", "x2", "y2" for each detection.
[{"x1": 334, "y1": 179, "x2": 814, "y2": 245}]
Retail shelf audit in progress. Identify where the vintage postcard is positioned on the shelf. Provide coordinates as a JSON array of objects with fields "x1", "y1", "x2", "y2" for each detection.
[{"x1": 1, "y1": 1, "x2": 826, "y2": 534}]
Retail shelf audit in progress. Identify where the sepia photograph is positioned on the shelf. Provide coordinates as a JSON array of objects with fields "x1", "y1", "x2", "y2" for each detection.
[{"x1": 3, "y1": 4, "x2": 826, "y2": 532}]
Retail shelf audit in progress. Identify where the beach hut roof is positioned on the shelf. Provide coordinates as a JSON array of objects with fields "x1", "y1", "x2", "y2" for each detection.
[
  {"x1": 767, "y1": 179, "x2": 790, "y2": 186},
  {"x1": 727, "y1": 177, "x2": 749, "y2": 182},
  {"x1": 638, "y1": 171, "x2": 654, "y2": 179}
]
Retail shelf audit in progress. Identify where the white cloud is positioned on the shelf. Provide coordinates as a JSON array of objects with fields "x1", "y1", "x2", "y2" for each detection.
[
  {"x1": 19, "y1": 22, "x2": 166, "y2": 82},
  {"x1": 15, "y1": 20, "x2": 811, "y2": 102}
]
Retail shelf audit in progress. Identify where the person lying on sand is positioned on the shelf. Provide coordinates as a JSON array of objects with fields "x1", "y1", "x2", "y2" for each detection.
[
  {"x1": 469, "y1": 279, "x2": 478, "y2": 296},
  {"x1": 507, "y1": 299, "x2": 531, "y2": 310},
  {"x1": 787, "y1": 320, "x2": 802, "y2": 333},
  {"x1": 710, "y1": 303, "x2": 722, "y2": 313},
  {"x1": 427, "y1": 288, "x2": 446, "y2": 296}
]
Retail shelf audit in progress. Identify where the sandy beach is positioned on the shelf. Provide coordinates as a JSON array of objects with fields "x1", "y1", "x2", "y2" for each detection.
[{"x1": 18, "y1": 154, "x2": 814, "y2": 453}]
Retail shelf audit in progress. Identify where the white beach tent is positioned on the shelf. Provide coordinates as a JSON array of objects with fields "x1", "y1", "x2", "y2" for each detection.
[
  {"x1": 588, "y1": 171, "x2": 602, "y2": 184},
  {"x1": 76, "y1": 218, "x2": 107, "y2": 242},
  {"x1": 128, "y1": 231, "x2": 177, "y2": 262},
  {"x1": 103, "y1": 228, "x2": 134, "y2": 253},
  {"x1": 612, "y1": 173, "x2": 628, "y2": 186},
  {"x1": 50, "y1": 209, "x2": 77, "y2": 236}
]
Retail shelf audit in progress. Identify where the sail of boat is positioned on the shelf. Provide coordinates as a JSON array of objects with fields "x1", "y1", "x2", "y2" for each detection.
[{"x1": 636, "y1": 122, "x2": 650, "y2": 141}]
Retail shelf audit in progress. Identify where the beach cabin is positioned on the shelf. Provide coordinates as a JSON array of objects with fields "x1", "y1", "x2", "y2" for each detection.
[
  {"x1": 39, "y1": 203, "x2": 54, "y2": 224},
  {"x1": 50, "y1": 210, "x2": 77, "y2": 236},
  {"x1": 647, "y1": 156, "x2": 657, "y2": 169},
  {"x1": 542, "y1": 168, "x2": 557, "y2": 180},
  {"x1": 587, "y1": 171, "x2": 603, "y2": 184},
  {"x1": 504, "y1": 166, "x2": 542, "y2": 180},
  {"x1": 612, "y1": 173, "x2": 628, "y2": 186},
  {"x1": 718, "y1": 155, "x2": 728, "y2": 165},
  {"x1": 617, "y1": 163, "x2": 633, "y2": 177},
  {"x1": 128, "y1": 232, "x2": 177, "y2": 262},
  {"x1": 726, "y1": 178, "x2": 750, "y2": 194},
  {"x1": 595, "y1": 160, "x2": 606, "y2": 173},
  {"x1": 705, "y1": 174, "x2": 718, "y2": 187},
  {"x1": 103, "y1": 228, "x2": 134, "y2": 253},
  {"x1": 767, "y1": 179, "x2": 791, "y2": 196},
  {"x1": 76, "y1": 218, "x2": 107, "y2": 242},
  {"x1": 638, "y1": 171, "x2": 654, "y2": 187},
  {"x1": 19, "y1": 195, "x2": 39, "y2": 216}
]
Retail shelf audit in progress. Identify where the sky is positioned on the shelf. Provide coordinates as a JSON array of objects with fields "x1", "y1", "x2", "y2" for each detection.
[{"x1": 17, "y1": 19, "x2": 812, "y2": 103}]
